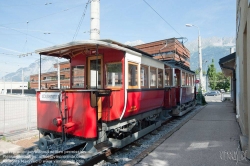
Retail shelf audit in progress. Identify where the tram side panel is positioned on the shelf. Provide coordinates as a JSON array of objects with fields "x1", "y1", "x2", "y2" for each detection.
[
  {"x1": 163, "y1": 87, "x2": 177, "y2": 110},
  {"x1": 100, "y1": 49, "x2": 125, "y2": 122},
  {"x1": 123, "y1": 89, "x2": 165, "y2": 118},
  {"x1": 163, "y1": 88, "x2": 171, "y2": 110},
  {"x1": 37, "y1": 91, "x2": 98, "y2": 140}
]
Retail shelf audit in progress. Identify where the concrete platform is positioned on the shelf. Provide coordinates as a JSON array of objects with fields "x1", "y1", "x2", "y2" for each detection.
[
  {"x1": 0, "y1": 140, "x2": 23, "y2": 155},
  {"x1": 0, "y1": 130, "x2": 39, "y2": 162},
  {"x1": 135, "y1": 100, "x2": 250, "y2": 166}
]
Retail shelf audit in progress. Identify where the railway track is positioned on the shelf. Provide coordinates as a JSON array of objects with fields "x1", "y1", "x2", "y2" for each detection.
[
  {"x1": 26, "y1": 142, "x2": 87, "y2": 166},
  {"x1": 1, "y1": 106, "x2": 202, "y2": 166}
]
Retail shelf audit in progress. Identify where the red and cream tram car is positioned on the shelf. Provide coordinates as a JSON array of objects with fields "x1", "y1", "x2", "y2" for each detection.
[{"x1": 36, "y1": 39, "x2": 196, "y2": 151}]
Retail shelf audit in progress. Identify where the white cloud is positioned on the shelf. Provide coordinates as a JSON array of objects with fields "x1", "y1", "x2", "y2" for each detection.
[{"x1": 124, "y1": 40, "x2": 144, "y2": 46}]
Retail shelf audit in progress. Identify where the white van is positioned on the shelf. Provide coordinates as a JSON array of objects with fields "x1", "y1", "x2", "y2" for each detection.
[{"x1": 220, "y1": 89, "x2": 225, "y2": 93}]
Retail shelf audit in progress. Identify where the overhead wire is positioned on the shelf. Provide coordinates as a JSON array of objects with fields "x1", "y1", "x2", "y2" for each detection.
[
  {"x1": 72, "y1": 0, "x2": 91, "y2": 41},
  {"x1": 142, "y1": 0, "x2": 182, "y2": 37},
  {"x1": 0, "y1": 1, "x2": 87, "y2": 78},
  {"x1": 22, "y1": 21, "x2": 29, "y2": 53},
  {"x1": 0, "y1": 46, "x2": 24, "y2": 54},
  {"x1": 0, "y1": 25, "x2": 55, "y2": 45},
  {"x1": 0, "y1": 3, "x2": 85, "y2": 26}
]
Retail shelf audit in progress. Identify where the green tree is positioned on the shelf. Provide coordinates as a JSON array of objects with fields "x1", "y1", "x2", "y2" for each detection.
[
  {"x1": 195, "y1": 69, "x2": 199, "y2": 75},
  {"x1": 215, "y1": 72, "x2": 230, "y2": 91},
  {"x1": 207, "y1": 59, "x2": 217, "y2": 90}
]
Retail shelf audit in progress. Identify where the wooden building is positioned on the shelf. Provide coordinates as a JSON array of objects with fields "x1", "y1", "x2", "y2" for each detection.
[{"x1": 134, "y1": 38, "x2": 190, "y2": 67}]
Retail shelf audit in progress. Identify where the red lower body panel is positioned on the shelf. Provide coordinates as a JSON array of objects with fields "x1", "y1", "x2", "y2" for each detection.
[
  {"x1": 37, "y1": 91, "x2": 97, "y2": 140},
  {"x1": 123, "y1": 89, "x2": 164, "y2": 119}
]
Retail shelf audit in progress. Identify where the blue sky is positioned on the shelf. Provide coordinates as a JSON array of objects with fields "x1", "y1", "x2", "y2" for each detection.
[{"x1": 0, "y1": 0, "x2": 236, "y2": 78}]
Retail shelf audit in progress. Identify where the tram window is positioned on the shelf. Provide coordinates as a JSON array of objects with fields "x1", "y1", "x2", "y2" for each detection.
[
  {"x1": 165, "y1": 68, "x2": 172, "y2": 86},
  {"x1": 106, "y1": 62, "x2": 122, "y2": 88},
  {"x1": 72, "y1": 65, "x2": 85, "y2": 88},
  {"x1": 128, "y1": 62, "x2": 138, "y2": 89},
  {"x1": 141, "y1": 65, "x2": 149, "y2": 88},
  {"x1": 158, "y1": 69, "x2": 163, "y2": 88},
  {"x1": 188, "y1": 74, "x2": 191, "y2": 86},
  {"x1": 175, "y1": 70, "x2": 180, "y2": 86},
  {"x1": 190, "y1": 75, "x2": 193, "y2": 86},
  {"x1": 186, "y1": 73, "x2": 189, "y2": 86},
  {"x1": 150, "y1": 67, "x2": 157, "y2": 88},
  {"x1": 182, "y1": 71, "x2": 186, "y2": 86}
]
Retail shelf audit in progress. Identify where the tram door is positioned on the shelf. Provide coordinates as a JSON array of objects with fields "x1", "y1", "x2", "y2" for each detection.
[{"x1": 88, "y1": 56, "x2": 103, "y2": 121}]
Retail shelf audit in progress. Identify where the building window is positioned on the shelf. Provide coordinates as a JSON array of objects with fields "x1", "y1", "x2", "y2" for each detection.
[
  {"x1": 158, "y1": 69, "x2": 163, "y2": 88},
  {"x1": 141, "y1": 65, "x2": 149, "y2": 88},
  {"x1": 72, "y1": 65, "x2": 84, "y2": 88},
  {"x1": 106, "y1": 62, "x2": 122, "y2": 88},
  {"x1": 150, "y1": 67, "x2": 157, "y2": 88},
  {"x1": 128, "y1": 62, "x2": 138, "y2": 89}
]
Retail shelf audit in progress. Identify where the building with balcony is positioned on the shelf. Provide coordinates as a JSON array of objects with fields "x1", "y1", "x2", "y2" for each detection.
[
  {"x1": 30, "y1": 61, "x2": 84, "y2": 89},
  {"x1": 134, "y1": 38, "x2": 190, "y2": 67}
]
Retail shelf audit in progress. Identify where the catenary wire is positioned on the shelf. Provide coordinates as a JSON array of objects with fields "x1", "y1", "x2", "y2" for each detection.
[
  {"x1": 142, "y1": 0, "x2": 182, "y2": 37},
  {"x1": 72, "y1": 0, "x2": 91, "y2": 41},
  {"x1": 0, "y1": 25, "x2": 55, "y2": 45},
  {"x1": 0, "y1": 4, "x2": 85, "y2": 26}
]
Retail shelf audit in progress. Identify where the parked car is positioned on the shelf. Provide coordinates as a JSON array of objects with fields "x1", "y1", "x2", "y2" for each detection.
[
  {"x1": 204, "y1": 91, "x2": 218, "y2": 96},
  {"x1": 216, "y1": 90, "x2": 221, "y2": 95},
  {"x1": 220, "y1": 89, "x2": 225, "y2": 93}
]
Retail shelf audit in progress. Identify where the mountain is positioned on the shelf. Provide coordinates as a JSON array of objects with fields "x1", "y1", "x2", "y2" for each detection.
[
  {"x1": 185, "y1": 37, "x2": 236, "y2": 72},
  {"x1": 4, "y1": 56, "x2": 60, "y2": 82}
]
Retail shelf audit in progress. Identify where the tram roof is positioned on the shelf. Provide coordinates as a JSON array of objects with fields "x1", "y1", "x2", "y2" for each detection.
[
  {"x1": 164, "y1": 60, "x2": 195, "y2": 74},
  {"x1": 35, "y1": 39, "x2": 153, "y2": 59}
]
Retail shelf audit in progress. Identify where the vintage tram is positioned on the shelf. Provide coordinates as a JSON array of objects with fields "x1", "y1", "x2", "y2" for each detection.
[{"x1": 35, "y1": 39, "x2": 196, "y2": 151}]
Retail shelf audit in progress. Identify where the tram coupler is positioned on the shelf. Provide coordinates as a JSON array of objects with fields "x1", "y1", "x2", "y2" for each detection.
[{"x1": 38, "y1": 135, "x2": 62, "y2": 151}]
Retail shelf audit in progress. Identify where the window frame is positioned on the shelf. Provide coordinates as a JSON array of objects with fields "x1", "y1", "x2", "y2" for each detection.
[
  {"x1": 105, "y1": 62, "x2": 123, "y2": 89},
  {"x1": 128, "y1": 62, "x2": 139, "y2": 89},
  {"x1": 140, "y1": 64, "x2": 149, "y2": 89},
  {"x1": 150, "y1": 67, "x2": 157, "y2": 88},
  {"x1": 71, "y1": 65, "x2": 85, "y2": 88},
  {"x1": 87, "y1": 55, "x2": 103, "y2": 89},
  {"x1": 182, "y1": 71, "x2": 186, "y2": 86},
  {"x1": 165, "y1": 67, "x2": 173, "y2": 87},
  {"x1": 158, "y1": 68, "x2": 163, "y2": 88}
]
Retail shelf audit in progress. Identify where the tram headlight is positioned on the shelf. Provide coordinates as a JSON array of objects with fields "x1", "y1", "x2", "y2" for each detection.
[{"x1": 52, "y1": 117, "x2": 62, "y2": 127}]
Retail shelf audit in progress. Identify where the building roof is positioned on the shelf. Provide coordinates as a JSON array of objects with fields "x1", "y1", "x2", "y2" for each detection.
[{"x1": 219, "y1": 52, "x2": 235, "y2": 77}]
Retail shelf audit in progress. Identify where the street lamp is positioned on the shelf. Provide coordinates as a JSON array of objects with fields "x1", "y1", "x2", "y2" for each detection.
[{"x1": 186, "y1": 24, "x2": 203, "y2": 91}]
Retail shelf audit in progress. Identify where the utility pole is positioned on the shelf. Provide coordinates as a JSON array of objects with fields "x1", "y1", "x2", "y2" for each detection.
[
  {"x1": 22, "y1": 68, "x2": 24, "y2": 96},
  {"x1": 90, "y1": 0, "x2": 100, "y2": 40},
  {"x1": 4, "y1": 75, "x2": 5, "y2": 94},
  {"x1": 11, "y1": 76, "x2": 12, "y2": 94}
]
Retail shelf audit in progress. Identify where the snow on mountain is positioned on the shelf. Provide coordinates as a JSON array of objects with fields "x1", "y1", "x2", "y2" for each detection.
[
  {"x1": 185, "y1": 37, "x2": 236, "y2": 71},
  {"x1": 185, "y1": 37, "x2": 235, "y2": 52},
  {"x1": 4, "y1": 56, "x2": 61, "y2": 82}
]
